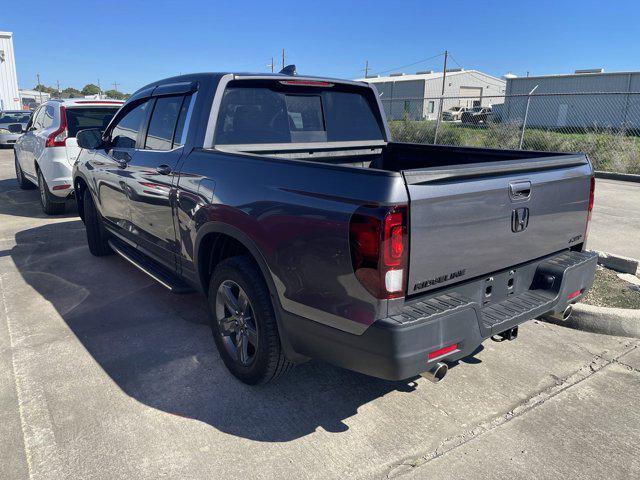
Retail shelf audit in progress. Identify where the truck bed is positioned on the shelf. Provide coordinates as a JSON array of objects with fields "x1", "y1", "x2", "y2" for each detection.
[{"x1": 229, "y1": 141, "x2": 592, "y2": 295}]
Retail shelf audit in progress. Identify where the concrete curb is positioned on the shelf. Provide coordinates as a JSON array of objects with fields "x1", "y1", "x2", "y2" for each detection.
[
  {"x1": 595, "y1": 171, "x2": 640, "y2": 183},
  {"x1": 592, "y1": 250, "x2": 639, "y2": 275},
  {"x1": 542, "y1": 302, "x2": 640, "y2": 338}
]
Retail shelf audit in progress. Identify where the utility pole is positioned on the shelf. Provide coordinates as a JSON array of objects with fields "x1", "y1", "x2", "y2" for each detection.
[
  {"x1": 36, "y1": 73, "x2": 43, "y2": 104},
  {"x1": 97, "y1": 78, "x2": 102, "y2": 96},
  {"x1": 433, "y1": 50, "x2": 448, "y2": 144},
  {"x1": 282, "y1": 49, "x2": 285, "y2": 70},
  {"x1": 364, "y1": 60, "x2": 369, "y2": 78},
  {"x1": 112, "y1": 81, "x2": 119, "y2": 93},
  {"x1": 56, "y1": 80, "x2": 61, "y2": 97},
  {"x1": 268, "y1": 58, "x2": 274, "y2": 73}
]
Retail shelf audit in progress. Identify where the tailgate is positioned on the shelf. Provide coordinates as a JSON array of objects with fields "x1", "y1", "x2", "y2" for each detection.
[{"x1": 404, "y1": 154, "x2": 593, "y2": 294}]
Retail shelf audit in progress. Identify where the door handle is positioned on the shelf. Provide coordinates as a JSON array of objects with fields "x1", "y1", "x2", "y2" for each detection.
[
  {"x1": 509, "y1": 181, "x2": 531, "y2": 201},
  {"x1": 156, "y1": 164, "x2": 172, "y2": 175}
]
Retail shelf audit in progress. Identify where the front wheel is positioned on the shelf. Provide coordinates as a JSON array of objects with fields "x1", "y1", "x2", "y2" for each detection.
[
  {"x1": 83, "y1": 188, "x2": 112, "y2": 256},
  {"x1": 209, "y1": 255, "x2": 293, "y2": 384},
  {"x1": 38, "y1": 169, "x2": 65, "y2": 215}
]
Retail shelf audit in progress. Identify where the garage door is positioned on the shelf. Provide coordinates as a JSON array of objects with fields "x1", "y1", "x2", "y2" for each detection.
[{"x1": 459, "y1": 86, "x2": 483, "y2": 108}]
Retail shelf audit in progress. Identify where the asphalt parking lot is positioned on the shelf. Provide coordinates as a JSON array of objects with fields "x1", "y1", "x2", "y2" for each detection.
[{"x1": 1, "y1": 147, "x2": 639, "y2": 480}]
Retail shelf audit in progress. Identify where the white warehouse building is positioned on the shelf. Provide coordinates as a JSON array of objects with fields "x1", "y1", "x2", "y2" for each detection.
[
  {"x1": 0, "y1": 31, "x2": 21, "y2": 110},
  {"x1": 356, "y1": 69, "x2": 506, "y2": 120}
]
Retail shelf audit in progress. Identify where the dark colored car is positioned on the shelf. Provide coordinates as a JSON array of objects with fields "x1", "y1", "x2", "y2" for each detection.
[
  {"x1": 73, "y1": 71, "x2": 597, "y2": 385},
  {"x1": 461, "y1": 106, "x2": 492, "y2": 124}
]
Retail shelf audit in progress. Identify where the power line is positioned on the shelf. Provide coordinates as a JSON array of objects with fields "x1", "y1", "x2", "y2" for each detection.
[
  {"x1": 371, "y1": 52, "x2": 445, "y2": 76},
  {"x1": 447, "y1": 53, "x2": 506, "y2": 88}
]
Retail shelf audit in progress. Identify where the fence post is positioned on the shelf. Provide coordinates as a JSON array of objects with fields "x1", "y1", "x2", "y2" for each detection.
[
  {"x1": 433, "y1": 97, "x2": 444, "y2": 144},
  {"x1": 519, "y1": 85, "x2": 538, "y2": 149}
]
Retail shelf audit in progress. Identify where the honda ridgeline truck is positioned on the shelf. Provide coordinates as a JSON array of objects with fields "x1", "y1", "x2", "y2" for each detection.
[{"x1": 73, "y1": 70, "x2": 597, "y2": 384}]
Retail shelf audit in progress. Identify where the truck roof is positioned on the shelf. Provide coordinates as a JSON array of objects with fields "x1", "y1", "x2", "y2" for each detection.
[{"x1": 135, "y1": 72, "x2": 371, "y2": 93}]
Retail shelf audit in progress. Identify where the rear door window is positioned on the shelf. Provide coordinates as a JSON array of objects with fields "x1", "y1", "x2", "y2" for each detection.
[
  {"x1": 214, "y1": 83, "x2": 384, "y2": 145},
  {"x1": 111, "y1": 101, "x2": 150, "y2": 149},
  {"x1": 65, "y1": 107, "x2": 120, "y2": 137},
  {"x1": 144, "y1": 95, "x2": 185, "y2": 151}
]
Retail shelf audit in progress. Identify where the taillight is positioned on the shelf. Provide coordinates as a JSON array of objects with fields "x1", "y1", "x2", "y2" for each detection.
[
  {"x1": 584, "y1": 176, "x2": 595, "y2": 245},
  {"x1": 45, "y1": 106, "x2": 68, "y2": 148},
  {"x1": 349, "y1": 205, "x2": 408, "y2": 299}
]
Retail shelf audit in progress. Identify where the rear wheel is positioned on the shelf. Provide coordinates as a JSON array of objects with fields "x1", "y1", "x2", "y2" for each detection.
[
  {"x1": 37, "y1": 169, "x2": 65, "y2": 215},
  {"x1": 15, "y1": 152, "x2": 35, "y2": 190},
  {"x1": 209, "y1": 255, "x2": 292, "y2": 384},
  {"x1": 83, "y1": 188, "x2": 112, "y2": 256}
]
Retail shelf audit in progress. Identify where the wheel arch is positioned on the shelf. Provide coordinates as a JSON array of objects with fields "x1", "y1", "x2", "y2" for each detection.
[{"x1": 194, "y1": 222, "x2": 304, "y2": 362}]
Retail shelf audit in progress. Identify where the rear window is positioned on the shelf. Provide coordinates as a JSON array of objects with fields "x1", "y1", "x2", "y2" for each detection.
[
  {"x1": 0, "y1": 112, "x2": 31, "y2": 124},
  {"x1": 214, "y1": 82, "x2": 384, "y2": 145},
  {"x1": 65, "y1": 107, "x2": 120, "y2": 137}
]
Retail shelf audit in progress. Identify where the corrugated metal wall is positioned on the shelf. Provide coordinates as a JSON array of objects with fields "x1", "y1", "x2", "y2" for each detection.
[
  {"x1": 503, "y1": 73, "x2": 640, "y2": 129},
  {"x1": 0, "y1": 32, "x2": 21, "y2": 110}
]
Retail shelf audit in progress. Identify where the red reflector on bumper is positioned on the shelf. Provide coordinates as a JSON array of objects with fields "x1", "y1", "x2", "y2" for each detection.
[
  {"x1": 428, "y1": 343, "x2": 458, "y2": 360},
  {"x1": 567, "y1": 289, "x2": 583, "y2": 300},
  {"x1": 52, "y1": 184, "x2": 71, "y2": 191}
]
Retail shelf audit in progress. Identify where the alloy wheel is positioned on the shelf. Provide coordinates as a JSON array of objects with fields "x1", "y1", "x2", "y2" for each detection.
[{"x1": 215, "y1": 280, "x2": 258, "y2": 366}]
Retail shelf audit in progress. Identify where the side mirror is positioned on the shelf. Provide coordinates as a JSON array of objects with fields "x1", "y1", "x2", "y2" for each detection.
[
  {"x1": 77, "y1": 129, "x2": 104, "y2": 150},
  {"x1": 8, "y1": 123, "x2": 24, "y2": 134}
]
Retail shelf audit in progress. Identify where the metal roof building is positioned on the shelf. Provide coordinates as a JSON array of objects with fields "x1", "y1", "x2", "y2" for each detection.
[
  {"x1": 502, "y1": 70, "x2": 640, "y2": 129},
  {"x1": 0, "y1": 31, "x2": 21, "y2": 110},
  {"x1": 356, "y1": 69, "x2": 506, "y2": 120}
]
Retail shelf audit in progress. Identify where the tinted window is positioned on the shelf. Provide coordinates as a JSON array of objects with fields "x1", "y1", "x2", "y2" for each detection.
[
  {"x1": 145, "y1": 96, "x2": 184, "y2": 151},
  {"x1": 172, "y1": 94, "x2": 193, "y2": 148},
  {"x1": 111, "y1": 101, "x2": 149, "y2": 149},
  {"x1": 42, "y1": 106, "x2": 55, "y2": 128},
  {"x1": 0, "y1": 112, "x2": 31, "y2": 124},
  {"x1": 65, "y1": 107, "x2": 120, "y2": 137},
  {"x1": 215, "y1": 85, "x2": 383, "y2": 145}
]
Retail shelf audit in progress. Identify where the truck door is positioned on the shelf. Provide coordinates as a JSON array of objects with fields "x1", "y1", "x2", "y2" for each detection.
[
  {"x1": 90, "y1": 99, "x2": 151, "y2": 231},
  {"x1": 124, "y1": 92, "x2": 194, "y2": 267}
]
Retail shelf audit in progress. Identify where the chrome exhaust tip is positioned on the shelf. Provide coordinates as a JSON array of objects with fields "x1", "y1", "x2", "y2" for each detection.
[
  {"x1": 563, "y1": 304, "x2": 573, "y2": 320},
  {"x1": 421, "y1": 362, "x2": 448, "y2": 383}
]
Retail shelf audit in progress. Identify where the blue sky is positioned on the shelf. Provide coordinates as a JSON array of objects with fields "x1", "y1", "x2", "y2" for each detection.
[{"x1": 4, "y1": 0, "x2": 639, "y2": 93}]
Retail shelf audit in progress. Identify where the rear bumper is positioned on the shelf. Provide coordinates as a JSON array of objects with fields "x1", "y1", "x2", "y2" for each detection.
[{"x1": 280, "y1": 250, "x2": 598, "y2": 381}]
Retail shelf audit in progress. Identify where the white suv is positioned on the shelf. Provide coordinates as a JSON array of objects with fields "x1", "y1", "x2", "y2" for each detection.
[{"x1": 13, "y1": 99, "x2": 123, "y2": 214}]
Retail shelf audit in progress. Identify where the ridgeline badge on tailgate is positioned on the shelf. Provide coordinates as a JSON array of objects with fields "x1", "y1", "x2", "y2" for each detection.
[{"x1": 414, "y1": 269, "x2": 466, "y2": 291}]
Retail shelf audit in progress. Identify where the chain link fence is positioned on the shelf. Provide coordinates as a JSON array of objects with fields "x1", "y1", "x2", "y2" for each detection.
[{"x1": 383, "y1": 92, "x2": 640, "y2": 174}]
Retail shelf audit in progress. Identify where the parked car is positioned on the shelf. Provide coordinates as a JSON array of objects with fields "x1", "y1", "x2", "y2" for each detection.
[
  {"x1": 0, "y1": 110, "x2": 32, "y2": 147},
  {"x1": 461, "y1": 106, "x2": 493, "y2": 124},
  {"x1": 73, "y1": 71, "x2": 597, "y2": 385},
  {"x1": 13, "y1": 99, "x2": 123, "y2": 214},
  {"x1": 442, "y1": 106, "x2": 469, "y2": 121}
]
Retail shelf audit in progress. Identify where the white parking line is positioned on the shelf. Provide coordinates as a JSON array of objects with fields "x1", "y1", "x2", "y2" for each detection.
[{"x1": 1, "y1": 272, "x2": 65, "y2": 480}]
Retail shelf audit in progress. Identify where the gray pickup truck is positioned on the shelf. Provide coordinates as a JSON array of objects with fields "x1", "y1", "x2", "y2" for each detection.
[{"x1": 73, "y1": 70, "x2": 597, "y2": 385}]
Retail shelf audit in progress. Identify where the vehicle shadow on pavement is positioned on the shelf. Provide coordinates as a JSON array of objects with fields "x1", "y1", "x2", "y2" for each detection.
[
  {"x1": 0, "y1": 178, "x2": 77, "y2": 218},
  {"x1": 9, "y1": 220, "x2": 434, "y2": 442}
]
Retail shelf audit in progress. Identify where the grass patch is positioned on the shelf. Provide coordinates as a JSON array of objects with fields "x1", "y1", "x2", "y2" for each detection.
[
  {"x1": 389, "y1": 120, "x2": 640, "y2": 174},
  {"x1": 581, "y1": 267, "x2": 640, "y2": 309}
]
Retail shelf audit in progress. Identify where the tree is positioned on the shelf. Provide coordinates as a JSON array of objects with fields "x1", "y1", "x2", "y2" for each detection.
[
  {"x1": 104, "y1": 89, "x2": 126, "y2": 100},
  {"x1": 61, "y1": 87, "x2": 81, "y2": 98},
  {"x1": 81, "y1": 84, "x2": 101, "y2": 96},
  {"x1": 34, "y1": 84, "x2": 56, "y2": 94}
]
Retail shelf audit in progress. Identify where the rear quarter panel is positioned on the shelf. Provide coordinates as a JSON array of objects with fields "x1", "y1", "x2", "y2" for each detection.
[{"x1": 175, "y1": 149, "x2": 408, "y2": 334}]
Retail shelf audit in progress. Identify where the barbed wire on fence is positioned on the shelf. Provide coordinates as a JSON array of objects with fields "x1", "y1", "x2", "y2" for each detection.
[{"x1": 381, "y1": 92, "x2": 640, "y2": 174}]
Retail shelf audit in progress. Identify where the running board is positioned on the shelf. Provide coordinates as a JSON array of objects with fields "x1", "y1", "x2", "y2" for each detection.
[{"x1": 108, "y1": 239, "x2": 194, "y2": 294}]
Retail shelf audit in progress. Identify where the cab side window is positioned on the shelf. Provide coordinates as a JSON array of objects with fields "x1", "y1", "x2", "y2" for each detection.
[{"x1": 110, "y1": 101, "x2": 150, "y2": 149}]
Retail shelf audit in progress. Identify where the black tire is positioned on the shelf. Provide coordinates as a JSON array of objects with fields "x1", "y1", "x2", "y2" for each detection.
[
  {"x1": 15, "y1": 151, "x2": 35, "y2": 190},
  {"x1": 83, "y1": 188, "x2": 112, "y2": 256},
  {"x1": 209, "y1": 255, "x2": 293, "y2": 384},
  {"x1": 37, "y1": 169, "x2": 65, "y2": 215}
]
